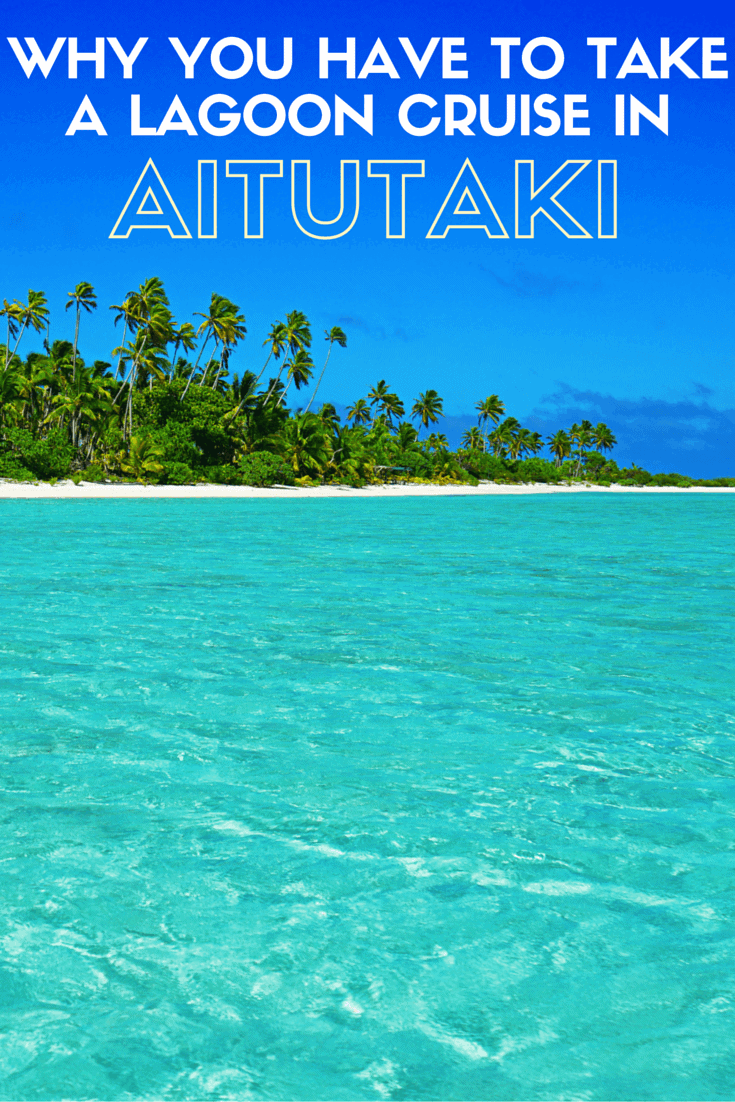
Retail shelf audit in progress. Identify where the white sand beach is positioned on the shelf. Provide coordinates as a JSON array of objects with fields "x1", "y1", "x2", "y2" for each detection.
[{"x1": 1, "y1": 480, "x2": 734, "y2": 499}]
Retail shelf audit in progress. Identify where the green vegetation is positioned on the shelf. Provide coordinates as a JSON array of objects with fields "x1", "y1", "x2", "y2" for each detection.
[{"x1": 0, "y1": 281, "x2": 731, "y2": 488}]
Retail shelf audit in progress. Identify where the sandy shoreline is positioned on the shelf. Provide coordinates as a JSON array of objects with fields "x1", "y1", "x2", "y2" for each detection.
[{"x1": 1, "y1": 480, "x2": 734, "y2": 499}]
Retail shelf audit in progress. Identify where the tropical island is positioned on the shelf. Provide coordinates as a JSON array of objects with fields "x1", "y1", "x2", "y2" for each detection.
[{"x1": 1, "y1": 280, "x2": 732, "y2": 489}]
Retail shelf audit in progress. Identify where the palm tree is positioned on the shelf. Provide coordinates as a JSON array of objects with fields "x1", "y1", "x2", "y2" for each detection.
[
  {"x1": 15, "y1": 353, "x2": 54, "y2": 431},
  {"x1": 346, "y1": 398, "x2": 371, "y2": 426},
  {"x1": 488, "y1": 419, "x2": 516, "y2": 458},
  {"x1": 395, "y1": 421, "x2": 419, "y2": 449},
  {"x1": 277, "y1": 412, "x2": 331, "y2": 477},
  {"x1": 367, "y1": 414, "x2": 392, "y2": 447},
  {"x1": 475, "y1": 395, "x2": 505, "y2": 449},
  {"x1": 65, "y1": 281, "x2": 97, "y2": 382},
  {"x1": 569, "y1": 422, "x2": 594, "y2": 477},
  {"x1": 364, "y1": 380, "x2": 405, "y2": 428},
  {"x1": 317, "y1": 403, "x2": 341, "y2": 429},
  {"x1": 304, "y1": 326, "x2": 347, "y2": 413},
  {"x1": 210, "y1": 305, "x2": 247, "y2": 390},
  {"x1": 368, "y1": 379, "x2": 390, "y2": 412},
  {"x1": 132, "y1": 276, "x2": 170, "y2": 318},
  {"x1": 228, "y1": 369, "x2": 263, "y2": 422},
  {"x1": 592, "y1": 422, "x2": 617, "y2": 455},
  {"x1": 381, "y1": 392, "x2": 405, "y2": 428},
  {"x1": 124, "y1": 278, "x2": 172, "y2": 351},
  {"x1": 255, "y1": 321, "x2": 288, "y2": 385},
  {"x1": 51, "y1": 363, "x2": 114, "y2": 449},
  {"x1": 426, "y1": 432, "x2": 449, "y2": 450},
  {"x1": 182, "y1": 293, "x2": 245, "y2": 398},
  {"x1": 411, "y1": 389, "x2": 444, "y2": 430},
  {"x1": 264, "y1": 310, "x2": 311, "y2": 403},
  {"x1": 109, "y1": 296, "x2": 140, "y2": 380},
  {"x1": 169, "y1": 321, "x2": 197, "y2": 378},
  {"x1": 527, "y1": 431, "x2": 544, "y2": 456},
  {"x1": 278, "y1": 348, "x2": 314, "y2": 406},
  {"x1": 285, "y1": 310, "x2": 312, "y2": 354},
  {"x1": 330, "y1": 423, "x2": 365, "y2": 482},
  {"x1": 0, "y1": 357, "x2": 23, "y2": 426},
  {"x1": 136, "y1": 342, "x2": 170, "y2": 391},
  {"x1": 510, "y1": 427, "x2": 539, "y2": 460},
  {"x1": 112, "y1": 327, "x2": 157, "y2": 438},
  {"x1": 195, "y1": 295, "x2": 244, "y2": 386},
  {"x1": 9, "y1": 290, "x2": 49, "y2": 363},
  {"x1": 461, "y1": 426, "x2": 485, "y2": 450},
  {"x1": 1, "y1": 299, "x2": 21, "y2": 371},
  {"x1": 507, "y1": 433, "x2": 524, "y2": 461},
  {"x1": 117, "y1": 433, "x2": 165, "y2": 483},
  {"x1": 548, "y1": 429, "x2": 572, "y2": 467},
  {"x1": 112, "y1": 278, "x2": 173, "y2": 412}
]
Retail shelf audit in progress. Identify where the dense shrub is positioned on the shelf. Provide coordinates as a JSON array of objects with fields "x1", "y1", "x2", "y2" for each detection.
[
  {"x1": 393, "y1": 450, "x2": 434, "y2": 479},
  {"x1": 430, "y1": 451, "x2": 478, "y2": 483},
  {"x1": 152, "y1": 421, "x2": 201, "y2": 468},
  {"x1": 134, "y1": 383, "x2": 235, "y2": 465},
  {"x1": 165, "y1": 462, "x2": 197, "y2": 485},
  {"x1": 458, "y1": 451, "x2": 508, "y2": 480},
  {"x1": 618, "y1": 466, "x2": 653, "y2": 485},
  {"x1": 207, "y1": 465, "x2": 239, "y2": 484},
  {"x1": 596, "y1": 460, "x2": 620, "y2": 482},
  {"x1": 236, "y1": 451, "x2": 292, "y2": 486},
  {"x1": 694, "y1": 477, "x2": 735, "y2": 487},
  {"x1": 580, "y1": 450, "x2": 608, "y2": 478},
  {"x1": 649, "y1": 473, "x2": 693, "y2": 487},
  {"x1": 514, "y1": 457, "x2": 561, "y2": 483},
  {"x1": 0, "y1": 453, "x2": 35, "y2": 480},
  {"x1": 194, "y1": 452, "x2": 292, "y2": 486},
  {"x1": 1, "y1": 427, "x2": 72, "y2": 480}
]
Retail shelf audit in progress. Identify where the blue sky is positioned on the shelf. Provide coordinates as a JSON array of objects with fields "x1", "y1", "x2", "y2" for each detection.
[{"x1": 1, "y1": 0, "x2": 732, "y2": 474}]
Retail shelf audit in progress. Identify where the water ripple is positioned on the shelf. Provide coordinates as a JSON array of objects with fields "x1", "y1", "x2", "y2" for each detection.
[{"x1": 0, "y1": 496, "x2": 734, "y2": 1100}]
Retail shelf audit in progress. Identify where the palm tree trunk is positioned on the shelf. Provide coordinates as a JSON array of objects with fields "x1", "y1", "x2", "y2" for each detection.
[
  {"x1": 180, "y1": 334, "x2": 210, "y2": 400},
  {"x1": 72, "y1": 303, "x2": 80, "y2": 383},
  {"x1": 10, "y1": 321, "x2": 28, "y2": 364},
  {"x1": 126, "y1": 374, "x2": 135, "y2": 440},
  {"x1": 113, "y1": 360, "x2": 136, "y2": 406},
  {"x1": 264, "y1": 363, "x2": 287, "y2": 405},
  {"x1": 277, "y1": 373, "x2": 295, "y2": 408},
  {"x1": 115, "y1": 319, "x2": 129, "y2": 381},
  {"x1": 198, "y1": 339, "x2": 219, "y2": 386},
  {"x1": 114, "y1": 340, "x2": 147, "y2": 440},
  {"x1": 303, "y1": 344, "x2": 332, "y2": 414},
  {"x1": 211, "y1": 346, "x2": 228, "y2": 390},
  {"x1": 170, "y1": 338, "x2": 180, "y2": 381},
  {"x1": 253, "y1": 350, "x2": 273, "y2": 386},
  {"x1": 113, "y1": 335, "x2": 147, "y2": 406}
]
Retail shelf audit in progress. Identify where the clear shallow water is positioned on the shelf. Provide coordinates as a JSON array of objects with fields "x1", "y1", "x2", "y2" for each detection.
[{"x1": 1, "y1": 495, "x2": 734, "y2": 1102}]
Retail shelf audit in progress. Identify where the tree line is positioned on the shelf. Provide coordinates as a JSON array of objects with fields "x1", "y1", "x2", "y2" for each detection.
[{"x1": 0, "y1": 281, "x2": 729, "y2": 489}]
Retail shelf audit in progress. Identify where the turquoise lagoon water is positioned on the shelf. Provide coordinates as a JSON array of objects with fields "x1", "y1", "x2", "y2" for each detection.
[{"x1": 1, "y1": 495, "x2": 734, "y2": 1102}]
